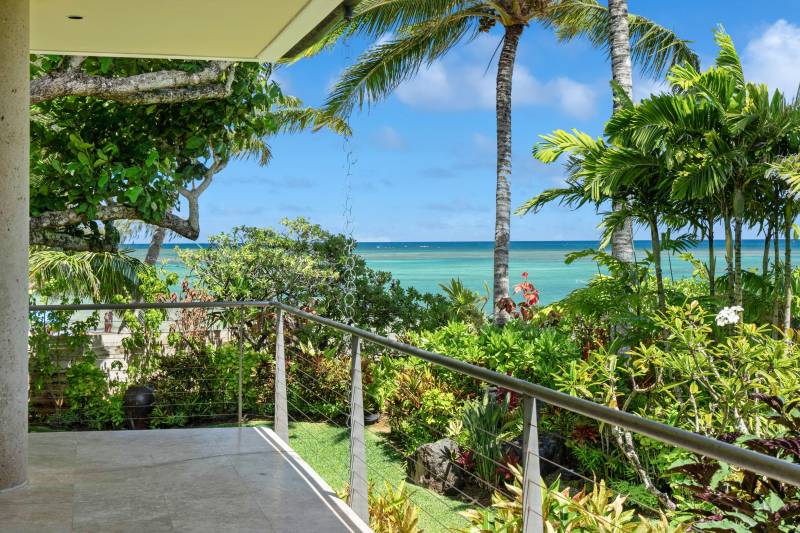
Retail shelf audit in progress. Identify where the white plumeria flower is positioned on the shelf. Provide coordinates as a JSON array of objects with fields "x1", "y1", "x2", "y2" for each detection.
[{"x1": 715, "y1": 306, "x2": 744, "y2": 326}]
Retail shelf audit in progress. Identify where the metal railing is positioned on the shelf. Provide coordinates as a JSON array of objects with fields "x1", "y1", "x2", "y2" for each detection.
[{"x1": 30, "y1": 299, "x2": 800, "y2": 532}]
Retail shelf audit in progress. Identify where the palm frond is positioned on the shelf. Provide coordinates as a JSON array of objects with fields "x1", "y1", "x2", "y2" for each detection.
[
  {"x1": 324, "y1": 9, "x2": 482, "y2": 116},
  {"x1": 713, "y1": 26, "x2": 744, "y2": 88},
  {"x1": 533, "y1": 129, "x2": 605, "y2": 163},
  {"x1": 283, "y1": 0, "x2": 473, "y2": 62},
  {"x1": 30, "y1": 249, "x2": 149, "y2": 302},
  {"x1": 273, "y1": 107, "x2": 352, "y2": 136},
  {"x1": 548, "y1": 0, "x2": 699, "y2": 78}
]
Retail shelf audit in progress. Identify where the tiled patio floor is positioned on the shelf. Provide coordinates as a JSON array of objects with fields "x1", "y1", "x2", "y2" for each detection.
[{"x1": 0, "y1": 427, "x2": 371, "y2": 533}]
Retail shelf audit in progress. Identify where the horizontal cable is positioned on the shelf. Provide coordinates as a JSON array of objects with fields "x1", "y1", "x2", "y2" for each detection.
[{"x1": 31, "y1": 299, "x2": 800, "y2": 488}]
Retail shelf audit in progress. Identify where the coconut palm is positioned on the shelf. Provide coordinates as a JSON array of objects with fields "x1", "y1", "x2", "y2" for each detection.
[
  {"x1": 309, "y1": 0, "x2": 696, "y2": 324},
  {"x1": 548, "y1": 0, "x2": 699, "y2": 264}
]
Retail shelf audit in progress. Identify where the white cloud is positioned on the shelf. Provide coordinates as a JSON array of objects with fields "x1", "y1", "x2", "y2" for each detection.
[
  {"x1": 632, "y1": 77, "x2": 670, "y2": 102},
  {"x1": 395, "y1": 57, "x2": 597, "y2": 118},
  {"x1": 372, "y1": 126, "x2": 406, "y2": 150},
  {"x1": 744, "y1": 19, "x2": 800, "y2": 96},
  {"x1": 551, "y1": 78, "x2": 597, "y2": 119}
]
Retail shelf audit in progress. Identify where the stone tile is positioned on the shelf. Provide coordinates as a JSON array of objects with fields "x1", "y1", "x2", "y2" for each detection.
[
  {"x1": 4, "y1": 428, "x2": 370, "y2": 533},
  {"x1": 72, "y1": 514, "x2": 174, "y2": 533},
  {"x1": 168, "y1": 493, "x2": 271, "y2": 533},
  {"x1": 0, "y1": 501, "x2": 73, "y2": 532},
  {"x1": 156, "y1": 457, "x2": 250, "y2": 499},
  {"x1": 0, "y1": 480, "x2": 74, "y2": 505},
  {"x1": 72, "y1": 491, "x2": 171, "y2": 529}
]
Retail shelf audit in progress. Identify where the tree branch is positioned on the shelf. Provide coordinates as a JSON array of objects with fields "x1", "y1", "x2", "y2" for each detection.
[
  {"x1": 31, "y1": 158, "x2": 228, "y2": 251},
  {"x1": 31, "y1": 204, "x2": 199, "y2": 241},
  {"x1": 30, "y1": 229, "x2": 117, "y2": 252},
  {"x1": 31, "y1": 61, "x2": 233, "y2": 104}
]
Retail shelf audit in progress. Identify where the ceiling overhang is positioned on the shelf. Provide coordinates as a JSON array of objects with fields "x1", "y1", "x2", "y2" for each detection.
[{"x1": 30, "y1": 0, "x2": 344, "y2": 61}]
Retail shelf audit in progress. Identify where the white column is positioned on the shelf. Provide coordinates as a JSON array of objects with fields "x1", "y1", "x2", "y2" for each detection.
[{"x1": 0, "y1": 0, "x2": 30, "y2": 492}]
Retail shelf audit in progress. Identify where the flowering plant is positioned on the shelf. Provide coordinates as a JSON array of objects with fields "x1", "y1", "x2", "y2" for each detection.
[
  {"x1": 715, "y1": 305, "x2": 743, "y2": 327},
  {"x1": 514, "y1": 272, "x2": 539, "y2": 306}
]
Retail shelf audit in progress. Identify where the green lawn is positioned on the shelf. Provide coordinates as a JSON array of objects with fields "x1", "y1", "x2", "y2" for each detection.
[{"x1": 286, "y1": 421, "x2": 471, "y2": 533}]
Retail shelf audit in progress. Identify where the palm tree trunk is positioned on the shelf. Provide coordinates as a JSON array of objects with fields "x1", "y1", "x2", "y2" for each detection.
[
  {"x1": 649, "y1": 215, "x2": 665, "y2": 310},
  {"x1": 608, "y1": 0, "x2": 635, "y2": 263},
  {"x1": 762, "y1": 224, "x2": 772, "y2": 278},
  {"x1": 784, "y1": 219, "x2": 793, "y2": 331},
  {"x1": 734, "y1": 216, "x2": 743, "y2": 306},
  {"x1": 144, "y1": 227, "x2": 166, "y2": 266},
  {"x1": 723, "y1": 208, "x2": 734, "y2": 305},
  {"x1": 707, "y1": 216, "x2": 716, "y2": 297},
  {"x1": 772, "y1": 224, "x2": 781, "y2": 329},
  {"x1": 493, "y1": 24, "x2": 523, "y2": 326}
]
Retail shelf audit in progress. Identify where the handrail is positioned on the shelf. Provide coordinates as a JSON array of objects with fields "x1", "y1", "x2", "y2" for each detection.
[{"x1": 29, "y1": 299, "x2": 800, "y2": 487}]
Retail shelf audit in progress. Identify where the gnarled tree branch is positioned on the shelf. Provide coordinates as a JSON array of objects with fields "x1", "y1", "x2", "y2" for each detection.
[
  {"x1": 30, "y1": 157, "x2": 228, "y2": 252},
  {"x1": 31, "y1": 61, "x2": 233, "y2": 104},
  {"x1": 31, "y1": 204, "x2": 199, "y2": 241}
]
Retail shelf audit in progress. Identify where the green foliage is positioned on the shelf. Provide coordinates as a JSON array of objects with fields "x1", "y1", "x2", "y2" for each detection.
[
  {"x1": 439, "y1": 278, "x2": 488, "y2": 328},
  {"x1": 181, "y1": 218, "x2": 447, "y2": 335},
  {"x1": 384, "y1": 359, "x2": 463, "y2": 453},
  {"x1": 411, "y1": 320, "x2": 580, "y2": 387},
  {"x1": 30, "y1": 249, "x2": 148, "y2": 302},
  {"x1": 460, "y1": 392, "x2": 519, "y2": 487},
  {"x1": 366, "y1": 481, "x2": 424, "y2": 533},
  {"x1": 62, "y1": 354, "x2": 125, "y2": 430},
  {"x1": 668, "y1": 395, "x2": 800, "y2": 532},
  {"x1": 28, "y1": 307, "x2": 126, "y2": 429},
  {"x1": 459, "y1": 466, "x2": 684, "y2": 532},
  {"x1": 148, "y1": 343, "x2": 273, "y2": 427},
  {"x1": 523, "y1": 28, "x2": 800, "y2": 317}
]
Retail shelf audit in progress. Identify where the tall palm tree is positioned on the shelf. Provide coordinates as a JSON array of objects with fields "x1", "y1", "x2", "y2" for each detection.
[
  {"x1": 548, "y1": 0, "x2": 699, "y2": 264},
  {"x1": 310, "y1": 0, "x2": 695, "y2": 324}
]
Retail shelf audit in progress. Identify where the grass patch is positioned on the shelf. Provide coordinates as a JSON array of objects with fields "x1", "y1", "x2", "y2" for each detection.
[{"x1": 287, "y1": 421, "x2": 471, "y2": 532}]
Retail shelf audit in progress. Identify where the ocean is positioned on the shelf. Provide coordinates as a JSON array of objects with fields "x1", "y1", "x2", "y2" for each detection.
[{"x1": 128, "y1": 240, "x2": 785, "y2": 305}]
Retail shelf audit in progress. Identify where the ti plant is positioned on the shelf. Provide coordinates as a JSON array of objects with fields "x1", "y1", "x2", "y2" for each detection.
[
  {"x1": 668, "y1": 394, "x2": 800, "y2": 532},
  {"x1": 459, "y1": 464, "x2": 684, "y2": 532}
]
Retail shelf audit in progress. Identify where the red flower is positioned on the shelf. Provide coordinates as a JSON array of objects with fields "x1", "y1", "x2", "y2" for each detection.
[{"x1": 522, "y1": 271, "x2": 529, "y2": 279}]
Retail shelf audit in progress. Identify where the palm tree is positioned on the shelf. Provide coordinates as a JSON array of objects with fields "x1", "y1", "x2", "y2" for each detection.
[
  {"x1": 309, "y1": 0, "x2": 695, "y2": 324},
  {"x1": 548, "y1": 0, "x2": 699, "y2": 264},
  {"x1": 301, "y1": 0, "x2": 689, "y2": 325},
  {"x1": 523, "y1": 29, "x2": 800, "y2": 322}
]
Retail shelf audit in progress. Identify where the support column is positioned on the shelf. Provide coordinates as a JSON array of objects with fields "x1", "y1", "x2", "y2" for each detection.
[{"x1": 0, "y1": 0, "x2": 30, "y2": 491}]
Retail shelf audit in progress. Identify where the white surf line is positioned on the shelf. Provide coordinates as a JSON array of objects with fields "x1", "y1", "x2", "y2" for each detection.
[{"x1": 252, "y1": 427, "x2": 372, "y2": 533}]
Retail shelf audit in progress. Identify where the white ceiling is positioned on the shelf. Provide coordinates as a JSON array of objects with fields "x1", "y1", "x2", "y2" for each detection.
[{"x1": 30, "y1": 0, "x2": 341, "y2": 61}]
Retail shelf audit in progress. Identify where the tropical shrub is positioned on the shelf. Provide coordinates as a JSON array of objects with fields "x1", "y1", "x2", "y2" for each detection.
[
  {"x1": 552, "y1": 300, "x2": 800, "y2": 508},
  {"x1": 62, "y1": 354, "x2": 125, "y2": 430},
  {"x1": 367, "y1": 481, "x2": 424, "y2": 533},
  {"x1": 459, "y1": 465, "x2": 684, "y2": 532},
  {"x1": 459, "y1": 392, "x2": 520, "y2": 488},
  {"x1": 384, "y1": 359, "x2": 464, "y2": 453},
  {"x1": 147, "y1": 343, "x2": 273, "y2": 427},
  {"x1": 180, "y1": 218, "x2": 447, "y2": 335},
  {"x1": 411, "y1": 320, "x2": 580, "y2": 388},
  {"x1": 439, "y1": 278, "x2": 488, "y2": 329},
  {"x1": 668, "y1": 394, "x2": 800, "y2": 532}
]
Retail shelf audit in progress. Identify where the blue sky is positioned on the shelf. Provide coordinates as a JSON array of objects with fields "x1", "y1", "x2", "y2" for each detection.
[{"x1": 187, "y1": 1, "x2": 800, "y2": 243}]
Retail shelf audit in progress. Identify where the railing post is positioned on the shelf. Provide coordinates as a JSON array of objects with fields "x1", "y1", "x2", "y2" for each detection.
[
  {"x1": 273, "y1": 308, "x2": 289, "y2": 443},
  {"x1": 237, "y1": 318, "x2": 244, "y2": 426},
  {"x1": 522, "y1": 396, "x2": 544, "y2": 533},
  {"x1": 348, "y1": 335, "x2": 369, "y2": 523}
]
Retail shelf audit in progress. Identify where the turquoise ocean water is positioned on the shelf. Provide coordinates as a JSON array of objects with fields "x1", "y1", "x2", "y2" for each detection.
[{"x1": 129, "y1": 240, "x2": 790, "y2": 305}]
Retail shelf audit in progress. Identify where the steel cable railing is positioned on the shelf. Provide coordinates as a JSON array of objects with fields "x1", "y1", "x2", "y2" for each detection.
[{"x1": 29, "y1": 299, "x2": 800, "y2": 533}]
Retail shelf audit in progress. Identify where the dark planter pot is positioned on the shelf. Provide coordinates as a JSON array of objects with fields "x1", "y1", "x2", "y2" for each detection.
[
  {"x1": 123, "y1": 385, "x2": 156, "y2": 430},
  {"x1": 364, "y1": 411, "x2": 382, "y2": 425}
]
